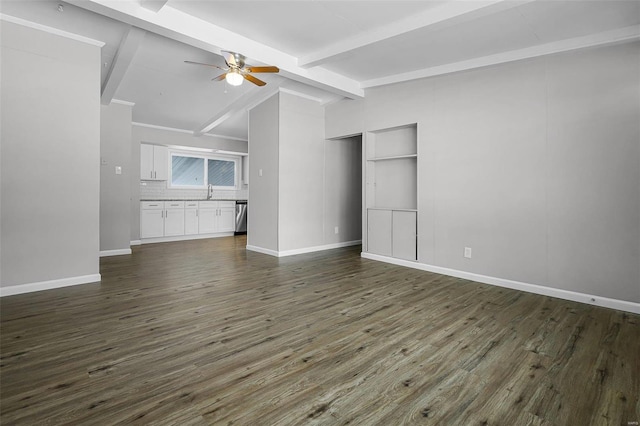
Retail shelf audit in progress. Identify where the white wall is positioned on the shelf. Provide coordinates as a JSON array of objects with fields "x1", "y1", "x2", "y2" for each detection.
[
  {"x1": 327, "y1": 41, "x2": 640, "y2": 304},
  {"x1": 248, "y1": 94, "x2": 280, "y2": 251},
  {"x1": 1, "y1": 21, "x2": 101, "y2": 290},
  {"x1": 248, "y1": 92, "x2": 362, "y2": 255},
  {"x1": 278, "y1": 93, "x2": 326, "y2": 251},
  {"x1": 101, "y1": 102, "x2": 132, "y2": 253},
  {"x1": 130, "y1": 125, "x2": 248, "y2": 241}
]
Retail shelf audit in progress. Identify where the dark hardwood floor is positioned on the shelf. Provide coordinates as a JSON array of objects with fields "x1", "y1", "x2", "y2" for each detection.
[{"x1": 1, "y1": 236, "x2": 638, "y2": 425}]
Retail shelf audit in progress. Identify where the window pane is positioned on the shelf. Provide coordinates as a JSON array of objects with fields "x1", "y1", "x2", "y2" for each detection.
[
  {"x1": 208, "y1": 159, "x2": 235, "y2": 187},
  {"x1": 172, "y1": 156, "x2": 204, "y2": 186}
]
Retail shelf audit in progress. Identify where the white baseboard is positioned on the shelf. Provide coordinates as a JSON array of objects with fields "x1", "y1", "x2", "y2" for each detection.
[
  {"x1": 361, "y1": 252, "x2": 640, "y2": 314},
  {"x1": 99, "y1": 248, "x2": 132, "y2": 257},
  {"x1": 0, "y1": 274, "x2": 102, "y2": 297},
  {"x1": 278, "y1": 240, "x2": 361, "y2": 257},
  {"x1": 130, "y1": 240, "x2": 142, "y2": 246},
  {"x1": 141, "y1": 233, "x2": 234, "y2": 244},
  {"x1": 247, "y1": 240, "x2": 361, "y2": 258},
  {"x1": 246, "y1": 245, "x2": 279, "y2": 256}
]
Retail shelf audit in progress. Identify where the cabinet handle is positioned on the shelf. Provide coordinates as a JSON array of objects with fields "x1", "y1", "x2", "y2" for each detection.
[
  {"x1": 196, "y1": 210, "x2": 198, "y2": 217},
  {"x1": 161, "y1": 210, "x2": 164, "y2": 218},
  {"x1": 150, "y1": 171, "x2": 153, "y2": 178}
]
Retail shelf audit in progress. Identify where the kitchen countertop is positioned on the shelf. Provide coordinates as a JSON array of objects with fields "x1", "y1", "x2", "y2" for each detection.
[{"x1": 141, "y1": 199, "x2": 246, "y2": 201}]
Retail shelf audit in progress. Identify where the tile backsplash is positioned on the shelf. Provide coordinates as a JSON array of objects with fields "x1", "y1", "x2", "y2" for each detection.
[{"x1": 140, "y1": 180, "x2": 248, "y2": 200}]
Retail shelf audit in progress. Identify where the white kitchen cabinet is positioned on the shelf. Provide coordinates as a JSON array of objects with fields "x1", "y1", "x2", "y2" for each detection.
[
  {"x1": 140, "y1": 144, "x2": 168, "y2": 180},
  {"x1": 141, "y1": 202, "x2": 164, "y2": 238},
  {"x1": 198, "y1": 201, "x2": 217, "y2": 234},
  {"x1": 218, "y1": 202, "x2": 236, "y2": 233},
  {"x1": 164, "y1": 202, "x2": 185, "y2": 237},
  {"x1": 184, "y1": 201, "x2": 199, "y2": 235},
  {"x1": 141, "y1": 200, "x2": 236, "y2": 241},
  {"x1": 198, "y1": 201, "x2": 235, "y2": 234}
]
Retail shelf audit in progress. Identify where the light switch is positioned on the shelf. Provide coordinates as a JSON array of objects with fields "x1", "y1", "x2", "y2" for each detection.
[
  {"x1": 115, "y1": 166, "x2": 122, "y2": 175},
  {"x1": 259, "y1": 169, "x2": 263, "y2": 177}
]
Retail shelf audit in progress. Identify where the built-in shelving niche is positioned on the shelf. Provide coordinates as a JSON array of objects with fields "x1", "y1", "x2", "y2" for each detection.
[
  {"x1": 364, "y1": 123, "x2": 418, "y2": 261},
  {"x1": 365, "y1": 124, "x2": 417, "y2": 210}
]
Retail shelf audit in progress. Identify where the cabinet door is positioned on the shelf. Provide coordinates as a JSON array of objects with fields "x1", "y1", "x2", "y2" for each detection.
[
  {"x1": 392, "y1": 211, "x2": 416, "y2": 261},
  {"x1": 184, "y1": 208, "x2": 199, "y2": 235},
  {"x1": 140, "y1": 144, "x2": 154, "y2": 180},
  {"x1": 141, "y1": 209, "x2": 164, "y2": 238},
  {"x1": 198, "y1": 208, "x2": 217, "y2": 234},
  {"x1": 217, "y1": 206, "x2": 236, "y2": 233},
  {"x1": 164, "y1": 208, "x2": 185, "y2": 236},
  {"x1": 153, "y1": 145, "x2": 168, "y2": 181},
  {"x1": 367, "y1": 209, "x2": 392, "y2": 256}
]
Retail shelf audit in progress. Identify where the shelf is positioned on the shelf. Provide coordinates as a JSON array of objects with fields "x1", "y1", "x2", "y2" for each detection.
[{"x1": 367, "y1": 154, "x2": 417, "y2": 162}]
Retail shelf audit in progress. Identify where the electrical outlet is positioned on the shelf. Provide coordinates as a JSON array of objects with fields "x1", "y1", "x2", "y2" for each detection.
[
  {"x1": 115, "y1": 166, "x2": 122, "y2": 175},
  {"x1": 334, "y1": 226, "x2": 339, "y2": 234},
  {"x1": 464, "y1": 247, "x2": 472, "y2": 259},
  {"x1": 259, "y1": 169, "x2": 263, "y2": 177}
]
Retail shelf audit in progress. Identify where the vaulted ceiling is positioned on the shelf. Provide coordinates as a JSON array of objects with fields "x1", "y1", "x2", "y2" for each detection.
[{"x1": 2, "y1": 0, "x2": 639, "y2": 141}]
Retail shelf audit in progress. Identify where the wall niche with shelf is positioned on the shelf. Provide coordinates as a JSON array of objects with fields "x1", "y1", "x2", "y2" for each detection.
[{"x1": 364, "y1": 123, "x2": 418, "y2": 261}]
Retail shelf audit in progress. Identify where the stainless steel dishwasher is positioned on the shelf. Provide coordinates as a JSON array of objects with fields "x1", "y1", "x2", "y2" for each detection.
[{"x1": 235, "y1": 200, "x2": 247, "y2": 235}]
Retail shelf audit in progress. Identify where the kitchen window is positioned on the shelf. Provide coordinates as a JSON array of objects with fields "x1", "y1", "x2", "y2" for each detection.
[{"x1": 169, "y1": 152, "x2": 239, "y2": 190}]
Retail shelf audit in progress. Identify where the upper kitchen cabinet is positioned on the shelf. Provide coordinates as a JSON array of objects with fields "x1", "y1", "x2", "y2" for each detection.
[{"x1": 140, "y1": 143, "x2": 168, "y2": 181}]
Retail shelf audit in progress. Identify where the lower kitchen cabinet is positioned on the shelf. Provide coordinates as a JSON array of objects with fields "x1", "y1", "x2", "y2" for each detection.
[
  {"x1": 164, "y1": 202, "x2": 185, "y2": 237},
  {"x1": 198, "y1": 204, "x2": 217, "y2": 234},
  {"x1": 198, "y1": 201, "x2": 235, "y2": 234},
  {"x1": 141, "y1": 200, "x2": 238, "y2": 241},
  {"x1": 141, "y1": 203, "x2": 164, "y2": 238},
  {"x1": 218, "y1": 203, "x2": 236, "y2": 232},
  {"x1": 184, "y1": 201, "x2": 199, "y2": 235}
]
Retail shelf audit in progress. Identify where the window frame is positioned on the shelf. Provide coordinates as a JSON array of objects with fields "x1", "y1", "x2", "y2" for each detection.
[{"x1": 168, "y1": 150, "x2": 240, "y2": 191}]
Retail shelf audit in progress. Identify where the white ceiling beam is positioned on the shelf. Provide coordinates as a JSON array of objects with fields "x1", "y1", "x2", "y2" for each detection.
[
  {"x1": 194, "y1": 81, "x2": 285, "y2": 136},
  {"x1": 140, "y1": 0, "x2": 168, "y2": 13},
  {"x1": 298, "y1": 0, "x2": 534, "y2": 68},
  {"x1": 66, "y1": 0, "x2": 364, "y2": 99},
  {"x1": 101, "y1": 26, "x2": 146, "y2": 105},
  {"x1": 361, "y1": 25, "x2": 640, "y2": 89}
]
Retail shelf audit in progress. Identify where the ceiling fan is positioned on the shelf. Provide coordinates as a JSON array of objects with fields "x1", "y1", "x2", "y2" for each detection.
[{"x1": 185, "y1": 51, "x2": 279, "y2": 87}]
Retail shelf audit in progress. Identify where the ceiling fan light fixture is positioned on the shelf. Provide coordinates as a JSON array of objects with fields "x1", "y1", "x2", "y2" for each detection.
[{"x1": 225, "y1": 70, "x2": 243, "y2": 86}]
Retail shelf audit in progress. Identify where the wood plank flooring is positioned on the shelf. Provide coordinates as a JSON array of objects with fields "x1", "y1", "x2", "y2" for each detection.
[{"x1": 1, "y1": 236, "x2": 639, "y2": 425}]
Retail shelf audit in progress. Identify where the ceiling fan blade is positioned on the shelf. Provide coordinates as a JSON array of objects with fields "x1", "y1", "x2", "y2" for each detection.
[
  {"x1": 212, "y1": 73, "x2": 227, "y2": 81},
  {"x1": 243, "y1": 73, "x2": 266, "y2": 87},
  {"x1": 184, "y1": 60, "x2": 225, "y2": 70},
  {"x1": 246, "y1": 66, "x2": 279, "y2": 73},
  {"x1": 222, "y1": 51, "x2": 239, "y2": 68}
]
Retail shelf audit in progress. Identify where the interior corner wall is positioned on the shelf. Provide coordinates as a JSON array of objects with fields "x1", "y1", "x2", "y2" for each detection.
[
  {"x1": 278, "y1": 92, "x2": 326, "y2": 251},
  {"x1": 327, "y1": 41, "x2": 640, "y2": 304},
  {"x1": 247, "y1": 94, "x2": 280, "y2": 251},
  {"x1": 101, "y1": 103, "x2": 132, "y2": 252},
  {"x1": 0, "y1": 21, "x2": 101, "y2": 288}
]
